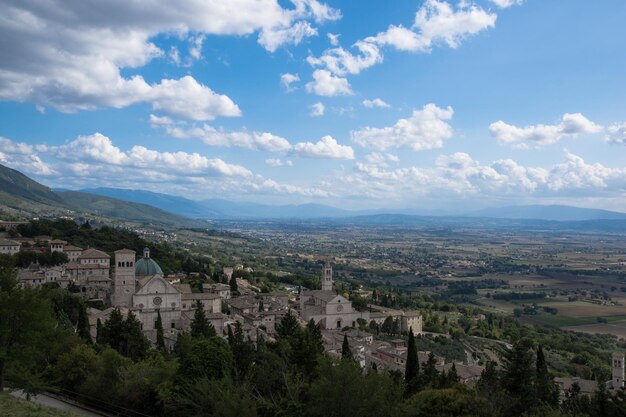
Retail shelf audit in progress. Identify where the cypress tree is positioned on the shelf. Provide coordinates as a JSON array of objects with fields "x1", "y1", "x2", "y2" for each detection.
[
  {"x1": 76, "y1": 302, "x2": 91, "y2": 342},
  {"x1": 229, "y1": 275, "x2": 238, "y2": 293},
  {"x1": 122, "y1": 311, "x2": 149, "y2": 360},
  {"x1": 535, "y1": 345, "x2": 558, "y2": 406},
  {"x1": 190, "y1": 300, "x2": 216, "y2": 339},
  {"x1": 276, "y1": 309, "x2": 300, "y2": 340},
  {"x1": 422, "y1": 352, "x2": 438, "y2": 386},
  {"x1": 96, "y1": 318, "x2": 103, "y2": 344},
  {"x1": 307, "y1": 319, "x2": 324, "y2": 354},
  {"x1": 156, "y1": 309, "x2": 165, "y2": 350},
  {"x1": 341, "y1": 334, "x2": 353, "y2": 360},
  {"x1": 405, "y1": 328, "x2": 418, "y2": 384}
]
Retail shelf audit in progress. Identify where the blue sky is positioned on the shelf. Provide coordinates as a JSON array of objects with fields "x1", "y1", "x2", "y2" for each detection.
[{"x1": 0, "y1": 0, "x2": 625, "y2": 211}]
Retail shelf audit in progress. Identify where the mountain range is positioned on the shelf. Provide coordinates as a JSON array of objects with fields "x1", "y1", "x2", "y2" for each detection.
[
  {"x1": 1, "y1": 163, "x2": 625, "y2": 225},
  {"x1": 80, "y1": 187, "x2": 626, "y2": 222}
]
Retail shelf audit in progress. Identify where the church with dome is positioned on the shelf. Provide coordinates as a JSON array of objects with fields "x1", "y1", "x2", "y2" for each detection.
[{"x1": 111, "y1": 247, "x2": 221, "y2": 346}]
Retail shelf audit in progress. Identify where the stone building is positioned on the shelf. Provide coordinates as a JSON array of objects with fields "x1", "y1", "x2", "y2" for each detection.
[
  {"x1": 300, "y1": 263, "x2": 368, "y2": 330},
  {"x1": 0, "y1": 238, "x2": 21, "y2": 255}
]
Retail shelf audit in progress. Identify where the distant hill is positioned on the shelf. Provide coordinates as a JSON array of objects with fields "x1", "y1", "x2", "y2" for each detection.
[
  {"x1": 80, "y1": 187, "x2": 355, "y2": 219},
  {"x1": 80, "y1": 187, "x2": 220, "y2": 219},
  {"x1": 471, "y1": 205, "x2": 626, "y2": 221},
  {"x1": 0, "y1": 163, "x2": 205, "y2": 227}
]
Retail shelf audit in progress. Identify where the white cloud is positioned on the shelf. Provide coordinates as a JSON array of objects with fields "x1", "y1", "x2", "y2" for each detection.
[
  {"x1": 366, "y1": 25, "x2": 430, "y2": 52},
  {"x1": 149, "y1": 114, "x2": 174, "y2": 127},
  {"x1": 1, "y1": 134, "x2": 340, "y2": 200},
  {"x1": 490, "y1": 0, "x2": 524, "y2": 9},
  {"x1": 258, "y1": 21, "x2": 318, "y2": 52},
  {"x1": 0, "y1": 137, "x2": 55, "y2": 176},
  {"x1": 0, "y1": 0, "x2": 339, "y2": 115},
  {"x1": 305, "y1": 70, "x2": 353, "y2": 96},
  {"x1": 164, "y1": 124, "x2": 292, "y2": 152},
  {"x1": 169, "y1": 47, "x2": 181, "y2": 65},
  {"x1": 310, "y1": 102, "x2": 325, "y2": 117},
  {"x1": 307, "y1": 41, "x2": 383, "y2": 76},
  {"x1": 327, "y1": 33, "x2": 340, "y2": 46},
  {"x1": 489, "y1": 113, "x2": 603, "y2": 146},
  {"x1": 352, "y1": 104, "x2": 454, "y2": 151},
  {"x1": 188, "y1": 34, "x2": 205, "y2": 60},
  {"x1": 307, "y1": 0, "x2": 496, "y2": 90},
  {"x1": 362, "y1": 98, "x2": 391, "y2": 109},
  {"x1": 606, "y1": 122, "x2": 626, "y2": 145},
  {"x1": 280, "y1": 73, "x2": 300, "y2": 92},
  {"x1": 364, "y1": 152, "x2": 400, "y2": 166},
  {"x1": 265, "y1": 158, "x2": 293, "y2": 167},
  {"x1": 413, "y1": 0, "x2": 497, "y2": 49},
  {"x1": 150, "y1": 76, "x2": 241, "y2": 121},
  {"x1": 340, "y1": 150, "x2": 626, "y2": 204},
  {"x1": 292, "y1": 136, "x2": 355, "y2": 159}
]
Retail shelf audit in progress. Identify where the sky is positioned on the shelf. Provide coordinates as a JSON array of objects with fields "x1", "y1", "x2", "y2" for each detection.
[{"x1": 0, "y1": 0, "x2": 625, "y2": 212}]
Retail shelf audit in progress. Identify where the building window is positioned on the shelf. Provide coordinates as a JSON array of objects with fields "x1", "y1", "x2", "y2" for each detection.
[{"x1": 171, "y1": 323, "x2": 175, "y2": 329}]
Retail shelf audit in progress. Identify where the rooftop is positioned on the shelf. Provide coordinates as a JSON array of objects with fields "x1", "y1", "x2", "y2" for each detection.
[{"x1": 79, "y1": 248, "x2": 110, "y2": 259}]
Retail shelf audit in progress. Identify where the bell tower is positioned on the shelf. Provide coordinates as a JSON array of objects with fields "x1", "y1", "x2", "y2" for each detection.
[
  {"x1": 613, "y1": 352, "x2": 625, "y2": 388},
  {"x1": 321, "y1": 261, "x2": 333, "y2": 291},
  {"x1": 113, "y1": 249, "x2": 136, "y2": 308}
]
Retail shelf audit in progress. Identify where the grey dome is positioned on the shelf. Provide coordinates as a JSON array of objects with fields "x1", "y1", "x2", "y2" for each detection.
[{"x1": 135, "y1": 257, "x2": 163, "y2": 276}]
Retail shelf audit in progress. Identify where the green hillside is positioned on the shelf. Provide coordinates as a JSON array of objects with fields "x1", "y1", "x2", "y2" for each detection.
[
  {"x1": 0, "y1": 163, "x2": 205, "y2": 228},
  {"x1": 0, "y1": 164, "x2": 62, "y2": 205}
]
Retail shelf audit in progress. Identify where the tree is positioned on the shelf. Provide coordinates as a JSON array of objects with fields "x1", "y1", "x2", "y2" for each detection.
[
  {"x1": 381, "y1": 316, "x2": 394, "y2": 336},
  {"x1": 190, "y1": 300, "x2": 216, "y2": 339},
  {"x1": 121, "y1": 311, "x2": 150, "y2": 361},
  {"x1": 229, "y1": 275, "x2": 238, "y2": 293},
  {"x1": 422, "y1": 352, "x2": 439, "y2": 387},
  {"x1": 307, "y1": 359, "x2": 400, "y2": 417},
  {"x1": 96, "y1": 318, "x2": 103, "y2": 344},
  {"x1": 400, "y1": 388, "x2": 492, "y2": 417},
  {"x1": 306, "y1": 319, "x2": 324, "y2": 355},
  {"x1": 156, "y1": 310, "x2": 165, "y2": 350},
  {"x1": 276, "y1": 310, "x2": 301, "y2": 340},
  {"x1": 176, "y1": 335, "x2": 234, "y2": 383},
  {"x1": 341, "y1": 334, "x2": 353, "y2": 361},
  {"x1": 501, "y1": 338, "x2": 536, "y2": 416},
  {"x1": 405, "y1": 328, "x2": 419, "y2": 384},
  {"x1": 99, "y1": 309, "x2": 149, "y2": 361},
  {"x1": 76, "y1": 302, "x2": 91, "y2": 341},
  {"x1": 0, "y1": 261, "x2": 61, "y2": 392},
  {"x1": 228, "y1": 322, "x2": 254, "y2": 380},
  {"x1": 535, "y1": 344, "x2": 558, "y2": 407}
]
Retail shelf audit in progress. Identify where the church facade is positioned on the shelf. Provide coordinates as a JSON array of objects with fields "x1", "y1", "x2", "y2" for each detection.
[{"x1": 300, "y1": 262, "x2": 369, "y2": 330}]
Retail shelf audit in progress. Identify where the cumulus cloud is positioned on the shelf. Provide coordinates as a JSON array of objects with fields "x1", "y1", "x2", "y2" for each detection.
[
  {"x1": 341, "y1": 150, "x2": 626, "y2": 204},
  {"x1": 280, "y1": 73, "x2": 300, "y2": 92},
  {"x1": 307, "y1": 41, "x2": 383, "y2": 76},
  {"x1": 362, "y1": 98, "x2": 391, "y2": 109},
  {"x1": 305, "y1": 70, "x2": 353, "y2": 96},
  {"x1": 291, "y1": 136, "x2": 355, "y2": 159},
  {"x1": 163, "y1": 124, "x2": 292, "y2": 152},
  {"x1": 490, "y1": 0, "x2": 524, "y2": 9},
  {"x1": 606, "y1": 122, "x2": 626, "y2": 145},
  {"x1": 306, "y1": 0, "x2": 496, "y2": 91},
  {"x1": 0, "y1": 0, "x2": 339, "y2": 115},
  {"x1": 309, "y1": 102, "x2": 325, "y2": 117},
  {"x1": 352, "y1": 104, "x2": 454, "y2": 151},
  {"x1": 489, "y1": 113, "x2": 603, "y2": 146}
]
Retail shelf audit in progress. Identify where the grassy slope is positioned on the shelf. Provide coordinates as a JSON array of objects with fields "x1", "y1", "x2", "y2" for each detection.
[{"x1": 0, "y1": 392, "x2": 78, "y2": 417}]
